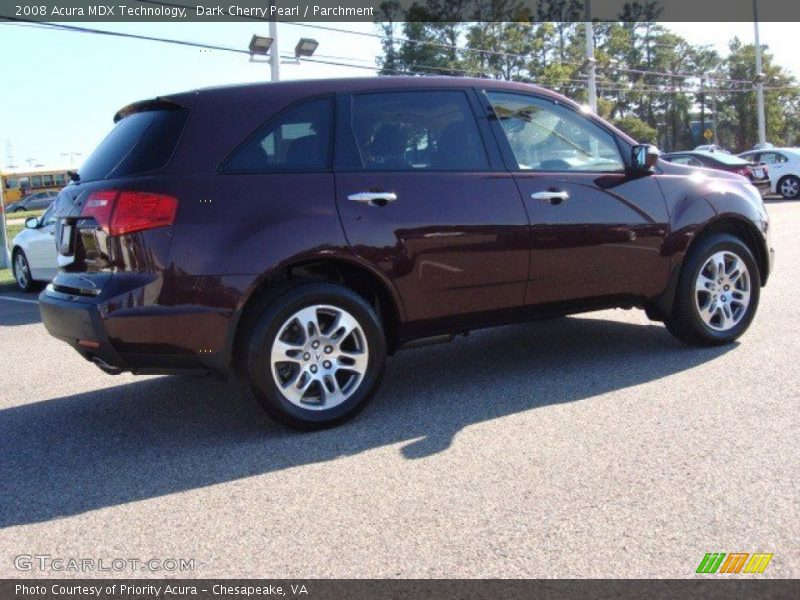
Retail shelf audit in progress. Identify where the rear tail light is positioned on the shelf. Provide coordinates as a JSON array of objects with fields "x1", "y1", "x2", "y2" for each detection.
[
  {"x1": 735, "y1": 167, "x2": 752, "y2": 177},
  {"x1": 81, "y1": 190, "x2": 178, "y2": 236}
]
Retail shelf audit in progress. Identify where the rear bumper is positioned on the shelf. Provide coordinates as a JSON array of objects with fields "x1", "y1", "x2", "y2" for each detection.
[
  {"x1": 39, "y1": 288, "x2": 127, "y2": 371},
  {"x1": 38, "y1": 278, "x2": 238, "y2": 376}
]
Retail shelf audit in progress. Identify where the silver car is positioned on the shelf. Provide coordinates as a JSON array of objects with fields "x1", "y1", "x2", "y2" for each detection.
[{"x1": 6, "y1": 190, "x2": 59, "y2": 213}]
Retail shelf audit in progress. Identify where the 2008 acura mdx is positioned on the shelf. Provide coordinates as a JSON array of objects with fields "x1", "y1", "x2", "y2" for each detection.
[{"x1": 40, "y1": 77, "x2": 774, "y2": 429}]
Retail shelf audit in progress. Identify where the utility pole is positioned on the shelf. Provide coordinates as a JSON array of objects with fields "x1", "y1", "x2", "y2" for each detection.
[
  {"x1": 699, "y1": 77, "x2": 706, "y2": 143},
  {"x1": 269, "y1": 1, "x2": 280, "y2": 82},
  {"x1": 710, "y1": 82, "x2": 719, "y2": 145},
  {"x1": 61, "y1": 151, "x2": 82, "y2": 166},
  {"x1": 0, "y1": 165, "x2": 8, "y2": 269},
  {"x1": 584, "y1": 0, "x2": 597, "y2": 112},
  {"x1": 753, "y1": 0, "x2": 767, "y2": 146}
]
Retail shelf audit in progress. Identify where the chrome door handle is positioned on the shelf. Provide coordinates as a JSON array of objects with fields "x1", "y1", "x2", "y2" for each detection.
[
  {"x1": 532, "y1": 191, "x2": 569, "y2": 205},
  {"x1": 347, "y1": 192, "x2": 397, "y2": 207}
]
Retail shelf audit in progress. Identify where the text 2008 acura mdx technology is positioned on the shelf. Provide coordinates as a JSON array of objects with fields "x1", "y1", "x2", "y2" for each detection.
[{"x1": 40, "y1": 77, "x2": 774, "y2": 429}]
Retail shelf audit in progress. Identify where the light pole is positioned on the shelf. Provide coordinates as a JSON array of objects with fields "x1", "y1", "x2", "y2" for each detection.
[
  {"x1": 584, "y1": 0, "x2": 597, "y2": 113},
  {"x1": 61, "y1": 151, "x2": 82, "y2": 166},
  {"x1": 0, "y1": 171, "x2": 8, "y2": 269},
  {"x1": 753, "y1": 0, "x2": 767, "y2": 146},
  {"x1": 269, "y1": 7, "x2": 280, "y2": 83}
]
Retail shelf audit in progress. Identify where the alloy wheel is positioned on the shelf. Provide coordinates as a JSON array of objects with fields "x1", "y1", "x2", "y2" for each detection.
[
  {"x1": 780, "y1": 177, "x2": 799, "y2": 198},
  {"x1": 14, "y1": 253, "x2": 29, "y2": 289},
  {"x1": 270, "y1": 304, "x2": 369, "y2": 410},
  {"x1": 694, "y1": 251, "x2": 751, "y2": 331}
]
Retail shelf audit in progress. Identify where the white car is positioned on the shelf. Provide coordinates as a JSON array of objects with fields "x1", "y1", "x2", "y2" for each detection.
[
  {"x1": 10, "y1": 203, "x2": 58, "y2": 292},
  {"x1": 739, "y1": 147, "x2": 800, "y2": 199}
]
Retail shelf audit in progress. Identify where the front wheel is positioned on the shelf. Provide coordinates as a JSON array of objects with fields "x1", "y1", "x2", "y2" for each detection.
[
  {"x1": 245, "y1": 281, "x2": 387, "y2": 430},
  {"x1": 665, "y1": 234, "x2": 760, "y2": 346},
  {"x1": 12, "y1": 249, "x2": 37, "y2": 292}
]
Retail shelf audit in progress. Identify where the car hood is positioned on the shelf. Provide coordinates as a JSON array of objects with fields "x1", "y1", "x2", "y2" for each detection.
[{"x1": 657, "y1": 158, "x2": 748, "y2": 182}]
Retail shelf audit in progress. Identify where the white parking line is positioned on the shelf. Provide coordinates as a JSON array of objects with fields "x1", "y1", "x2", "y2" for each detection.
[{"x1": 0, "y1": 295, "x2": 38, "y2": 305}]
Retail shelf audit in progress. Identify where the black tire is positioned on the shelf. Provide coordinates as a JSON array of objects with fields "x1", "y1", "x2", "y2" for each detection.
[
  {"x1": 12, "y1": 207, "x2": 25, "y2": 213},
  {"x1": 665, "y1": 233, "x2": 760, "y2": 346},
  {"x1": 12, "y1": 248, "x2": 37, "y2": 293},
  {"x1": 778, "y1": 175, "x2": 800, "y2": 199},
  {"x1": 244, "y1": 280, "x2": 387, "y2": 430}
]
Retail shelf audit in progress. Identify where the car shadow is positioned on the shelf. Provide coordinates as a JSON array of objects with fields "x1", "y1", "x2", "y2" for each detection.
[
  {"x1": 0, "y1": 315, "x2": 734, "y2": 528},
  {"x1": 763, "y1": 196, "x2": 796, "y2": 204},
  {"x1": 0, "y1": 284, "x2": 42, "y2": 327}
]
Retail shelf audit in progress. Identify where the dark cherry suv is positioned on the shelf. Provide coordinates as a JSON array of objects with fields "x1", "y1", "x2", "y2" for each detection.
[{"x1": 40, "y1": 77, "x2": 774, "y2": 429}]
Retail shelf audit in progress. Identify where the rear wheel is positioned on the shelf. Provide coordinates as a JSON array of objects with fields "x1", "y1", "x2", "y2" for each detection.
[
  {"x1": 778, "y1": 175, "x2": 800, "y2": 199},
  {"x1": 12, "y1": 249, "x2": 36, "y2": 292},
  {"x1": 665, "y1": 234, "x2": 760, "y2": 346},
  {"x1": 245, "y1": 281, "x2": 387, "y2": 430}
]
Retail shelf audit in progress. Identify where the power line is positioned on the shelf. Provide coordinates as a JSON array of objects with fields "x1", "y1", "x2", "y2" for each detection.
[{"x1": 6, "y1": 18, "x2": 798, "y2": 95}]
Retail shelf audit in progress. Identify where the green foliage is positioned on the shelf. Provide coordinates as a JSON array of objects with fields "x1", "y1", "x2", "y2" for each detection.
[
  {"x1": 375, "y1": 7, "x2": 800, "y2": 153},
  {"x1": 612, "y1": 115, "x2": 658, "y2": 143}
]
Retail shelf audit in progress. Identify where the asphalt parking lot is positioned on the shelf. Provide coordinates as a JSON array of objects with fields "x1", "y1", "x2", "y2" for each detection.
[{"x1": 0, "y1": 199, "x2": 797, "y2": 579}]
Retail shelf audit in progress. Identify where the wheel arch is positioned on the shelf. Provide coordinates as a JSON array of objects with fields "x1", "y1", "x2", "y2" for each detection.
[
  {"x1": 650, "y1": 215, "x2": 769, "y2": 321},
  {"x1": 230, "y1": 256, "x2": 404, "y2": 372}
]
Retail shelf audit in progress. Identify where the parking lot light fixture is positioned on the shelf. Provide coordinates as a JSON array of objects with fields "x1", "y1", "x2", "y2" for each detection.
[
  {"x1": 249, "y1": 34, "x2": 273, "y2": 57},
  {"x1": 294, "y1": 38, "x2": 318, "y2": 58}
]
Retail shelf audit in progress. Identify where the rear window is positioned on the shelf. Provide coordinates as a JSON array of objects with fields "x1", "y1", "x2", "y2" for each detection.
[
  {"x1": 79, "y1": 109, "x2": 188, "y2": 182},
  {"x1": 702, "y1": 152, "x2": 748, "y2": 166}
]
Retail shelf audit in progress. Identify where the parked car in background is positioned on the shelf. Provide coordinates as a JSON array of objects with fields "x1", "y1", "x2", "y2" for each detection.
[
  {"x1": 5, "y1": 190, "x2": 59, "y2": 213},
  {"x1": 694, "y1": 144, "x2": 730, "y2": 154},
  {"x1": 738, "y1": 147, "x2": 800, "y2": 199},
  {"x1": 40, "y1": 77, "x2": 773, "y2": 429},
  {"x1": 11, "y1": 203, "x2": 58, "y2": 291},
  {"x1": 661, "y1": 150, "x2": 770, "y2": 193}
]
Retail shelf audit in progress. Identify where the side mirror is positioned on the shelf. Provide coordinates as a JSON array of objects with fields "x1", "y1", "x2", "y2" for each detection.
[
  {"x1": 24, "y1": 217, "x2": 40, "y2": 230},
  {"x1": 631, "y1": 144, "x2": 661, "y2": 173}
]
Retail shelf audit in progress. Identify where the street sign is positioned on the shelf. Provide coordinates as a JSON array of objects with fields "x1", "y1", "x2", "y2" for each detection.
[{"x1": 704, "y1": 129, "x2": 714, "y2": 140}]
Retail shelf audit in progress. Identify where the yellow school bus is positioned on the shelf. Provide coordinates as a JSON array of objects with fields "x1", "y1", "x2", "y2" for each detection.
[{"x1": 1, "y1": 168, "x2": 71, "y2": 205}]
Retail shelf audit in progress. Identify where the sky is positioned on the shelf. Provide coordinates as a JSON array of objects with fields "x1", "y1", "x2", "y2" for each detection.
[{"x1": 0, "y1": 21, "x2": 798, "y2": 171}]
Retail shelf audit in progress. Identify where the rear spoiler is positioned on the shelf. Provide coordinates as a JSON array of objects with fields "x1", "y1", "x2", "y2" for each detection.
[{"x1": 113, "y1": 96, "x2": 191, "y2": 123}]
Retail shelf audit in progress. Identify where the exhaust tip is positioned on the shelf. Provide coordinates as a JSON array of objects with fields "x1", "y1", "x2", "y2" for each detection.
[{"x1": 91, "y1": 356, "x2": 123, "y2": 375}]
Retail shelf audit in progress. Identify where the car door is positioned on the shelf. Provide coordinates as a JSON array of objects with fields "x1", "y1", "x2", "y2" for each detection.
[
  {"x1": 25, "y1": 205, "x2": 58, "y2": 280},
  {"x1": 334, "y1": 88, "x2": 530, "y2": 331},
  {"x1": 482, "y1": 90, "x2": 670, "y2": 307}
]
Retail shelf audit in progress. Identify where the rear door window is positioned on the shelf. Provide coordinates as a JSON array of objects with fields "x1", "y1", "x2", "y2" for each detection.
[
  {"x1": 222, "y1": 98, "x2": 333, "y2": 172},
  {"x1": 345, "y1": 91, "x2": 489, "y2": 171},
  {"x1": 79, "y1": 109, "x2": 188, "y2": 182}
]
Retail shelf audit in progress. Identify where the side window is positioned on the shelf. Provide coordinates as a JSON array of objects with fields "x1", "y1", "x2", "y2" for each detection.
[
  {"x1": 486, "y1": 91, "x2": 624, "y2": 172},
  {"x1": 669, "y1": 156, "x2": 692, "y2": 165},
  {"x1": 688, "y1": 157, "x2": 703, "y2": 167},
  {"x1": 348, "y1": 91, "x2": 489, "y2": 171},
  {"x1": 223, "y1": 98, "x2": 333, "y2": 173},
  {"x1": 43, "y1": 174, "x2": 54, "y2": 186},
  {"x1": 54, "y1": 174, "x2": 66, "y2": 186},
  {"x1": 759, "y1": 152, "x2": 786, "y2": 164},
  {"x1": 31, "y1": 175, "x2": 43, "y2": 187}
]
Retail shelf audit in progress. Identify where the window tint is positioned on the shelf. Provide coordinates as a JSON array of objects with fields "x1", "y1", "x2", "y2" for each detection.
[
  {"x1": 759, "y1": 152, "x2": 787, "y2": 164},
  {"x1": 223, "y1": 98, "x2": 333, "y2": 172},
  {"x1": 348, "y1": 91, "x2": 488, "y2": 171},
  {"x1": 79, "y1": 109, "x2": 188, "y2": 182},
  {"x1": 42, "y1": 204, "x2": 56, "y2": 226},
  {"x1": 668, "y1": 155, "x2": 696, "y2": 165},
  {"x1": 486, "y1": 91, "x2": 624, "y2": 172}
]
